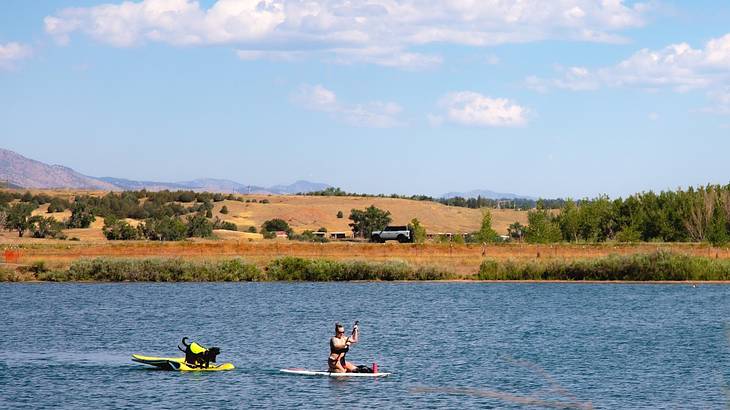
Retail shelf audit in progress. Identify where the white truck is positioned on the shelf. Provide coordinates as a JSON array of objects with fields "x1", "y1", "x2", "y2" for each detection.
[{"x1": 370, "y1": 226, "x2": 413, "y2": 243}]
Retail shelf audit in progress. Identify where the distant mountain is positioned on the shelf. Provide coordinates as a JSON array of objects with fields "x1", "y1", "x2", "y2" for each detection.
[
  {"x1": 98, "y1": 177, "x2": 267, "y2": 193},
  {"x1": 2, "y1": 181, "x2": 24, "y2": 189},
  {"x1": 0, "y1": 148, "x2": 118, "y2": 190},
  {"x1": 441, "y1": 189, "x2": 535, "y2": 200},
  {"x1": 269, "y1": 180, "x2": 331, "y2": 194},
  {"x1": 99, "y1": 177, "x2": 329, "y2": 194},
  {"x1": 0, "y1": 148, "x2": 330, "y2": 194}
]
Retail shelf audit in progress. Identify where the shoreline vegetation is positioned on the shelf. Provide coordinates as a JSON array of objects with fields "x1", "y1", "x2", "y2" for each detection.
[{"x1": 2, "y1": 251, "x2": 730, "y2": 282}]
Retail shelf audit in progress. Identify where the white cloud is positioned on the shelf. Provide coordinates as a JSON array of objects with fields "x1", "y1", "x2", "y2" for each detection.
[
  {"x1": 45, "y1": 0, "x2": 649, "y2": 69},
  {"x1": 530, "y1": 33, "x2": 730, "y2": 93},
  {"x1": 0, "y1": 42, "x2": 32, "y2": 69},
  {"x1": 293, "y1": 84, "x2": 402, "y2": 127},
  {"x1": 527, "y1": 32, "x2": 730, "y2": 113},
  {"x1": 236, "y1": 49, "x2": 304, "y2": 62},
  {"x1": 439, "y1": 91, "x2": 528, "y2": 127}
]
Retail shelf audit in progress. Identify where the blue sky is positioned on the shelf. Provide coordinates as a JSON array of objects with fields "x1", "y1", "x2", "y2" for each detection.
[{"x1": 1, "y1": 0, "x2": 729, "y2": 198}]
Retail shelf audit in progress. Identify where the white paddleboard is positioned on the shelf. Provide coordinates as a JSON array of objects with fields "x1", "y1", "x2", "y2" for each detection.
[{"x1": 280, "y1": 368, "x2": 391, "y2": 377}]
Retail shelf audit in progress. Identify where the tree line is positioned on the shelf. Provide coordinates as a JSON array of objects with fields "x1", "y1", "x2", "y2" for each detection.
[
  {"x1": 301, "y1": 187, "x2": 563, "y2": 210},
  {"x1": 522, "y1": 184, "x2": 730, "y2": 245},
  {"x1": 3, "y1": 184, "x2": 730, "y2": 245}
]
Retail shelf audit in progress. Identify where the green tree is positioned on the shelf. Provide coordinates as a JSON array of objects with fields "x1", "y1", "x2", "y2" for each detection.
[
  {"x1": 474, "y1": 210, "x2": 499, "y2": 243},
  {"x1": 28, "y1": 215, "x2": 65, "y2": 239},
  {"x1": 47, "y1": 198, "x2": 70, "y2": 213},
  {"x1": 139, "y1": 217, "x2": 187, "y2": 241},
  {"x1": 102, "y1": 216, "x2": 139, "y2": 240},
  {"x1": 247, "y1": 226, "x2": 257, "y2": 233},
  {"x1": 706, "y1": 205, "x2": 729, "y2": 246},
  {"x1": 68, "y1": 202, "x2": 96, "y2": 228},
  {"x1": 348, "y1": 205, "x2": 392, "y2": 239},
  {"x1": 7, "y1": 203, "x2": 35, "y2": 237},
  {"x1": 615, "y1": 226, "x2": 642, "y2": 243},
  {"x1": 261, "y1": 218, "x2": 292, "y2": 235},
  {"x1": 408, "y1": 218, "x2": 427, "y2": 244},
  {"x1": 20, "y1": 191, "x2": 33, "y2": 202},
  {"x1": 336, "y1": 210, "x2": 344, "y2": 218},
  {"x1": 557, "y1": 199, "x2": 579, "y2": 242},
  {"x1": 186, "y1": 214, "x2": 214, "y2": 238},
  {"x1": 525, "y1": 209, "x2": 562, "y2": 243},
  {"x1": 220, "y1": 205, "x2": 229, "y2": 214}
]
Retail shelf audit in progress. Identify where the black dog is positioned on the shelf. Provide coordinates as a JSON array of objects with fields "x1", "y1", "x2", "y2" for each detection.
[{"x1": 178, "y1": 337, "x2": 220, "y2": 368}]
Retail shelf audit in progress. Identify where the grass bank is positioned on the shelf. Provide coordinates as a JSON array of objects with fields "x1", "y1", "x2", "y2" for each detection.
[
  {"x1": 478, "y1": 251, "x2": 730, "y2": 281},
  {"x1": 4, "y1": 251, "x2": 730, "y2": 282},
  {"x1": 28, "y1": 256, "x2": 454, "y2": 282}
]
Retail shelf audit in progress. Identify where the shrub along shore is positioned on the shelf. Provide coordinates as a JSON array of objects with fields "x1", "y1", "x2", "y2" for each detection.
[
  {"x1": 2, "y1": 251, "x2": 730, "y2": 282},
  {"x1": 478, "y1": 251, "x2": 730, "y2": 281}
]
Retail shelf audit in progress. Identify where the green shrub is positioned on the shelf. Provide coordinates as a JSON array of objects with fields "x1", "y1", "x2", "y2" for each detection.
[
  {"x1": 477, "y1": 251, "x2": 730, "y2": 281},
  {"x1": 103, "y1": 217, "x2": 139, "y2": 240},
  {"x1": 616, "y1": 227, "x2": 642, "y2": 243},
  {"x1": 265, "y1": 257, "x2": 453, "y2": 281},
  {"x1": 39, "y1": 258, "x2": 264, "y2": 282},
  {"x1": 186, "y1": 214, "x2": 213, "y2": 238}
]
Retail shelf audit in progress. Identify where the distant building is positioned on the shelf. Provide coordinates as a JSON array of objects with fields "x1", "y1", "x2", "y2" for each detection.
[
  {"x1": 329, "y1": 232, "x2": 348, "y2": 239},
  {"x1": 274, "y1": 231, "x2": 288, "y2": 239}
]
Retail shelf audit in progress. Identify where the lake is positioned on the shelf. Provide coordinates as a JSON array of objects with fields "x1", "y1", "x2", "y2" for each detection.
[{"x1": 1, "y1": 282, "x2": 729, "y2": 409}]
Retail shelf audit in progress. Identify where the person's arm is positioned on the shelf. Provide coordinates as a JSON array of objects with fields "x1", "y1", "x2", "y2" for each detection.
[{"x1": 349, "y1": 322, "x2": 359, "y2": 344}]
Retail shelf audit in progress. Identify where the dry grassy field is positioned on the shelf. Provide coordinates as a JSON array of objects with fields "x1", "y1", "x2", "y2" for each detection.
[
  {"x1": 210, "y1": 195, "x2": 526, "y2": 235},
  {"x1": 11, "y1": 191, "x2": 529, "y2": 241}
]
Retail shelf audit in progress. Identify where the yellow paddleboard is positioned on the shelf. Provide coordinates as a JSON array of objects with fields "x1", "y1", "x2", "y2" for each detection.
[{"x1": 132, "y1": 354, "x2": 235, "y2": 371}]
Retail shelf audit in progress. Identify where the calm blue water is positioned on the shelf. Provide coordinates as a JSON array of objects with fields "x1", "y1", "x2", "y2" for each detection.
[{"x1": 1, "y1": 283, "x2": 729, "y2": 409}]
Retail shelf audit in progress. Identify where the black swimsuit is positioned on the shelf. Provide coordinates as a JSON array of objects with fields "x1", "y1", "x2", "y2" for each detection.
[{"x1": 329, "y1": 338, "x2": 349, "y2": 366}]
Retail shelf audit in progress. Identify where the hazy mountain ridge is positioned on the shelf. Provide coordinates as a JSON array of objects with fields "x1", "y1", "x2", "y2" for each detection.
[
  {"x1": 441, "y1": 189, "x2": 536, "y2": 200},
  {"x1": 0, "y1": 148, "x2": 330, "y2": 194},
  {"x1": 0, "y1": 148, "x2": 118, "y2": 190},
  {"x1": 1, "y1": 148, "x2": 532, "y2": 198}
]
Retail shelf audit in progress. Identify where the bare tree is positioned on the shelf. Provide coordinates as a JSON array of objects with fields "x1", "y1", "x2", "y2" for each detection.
[{"x1": 685, "y1": 186, "x2": 716, "y2": 241}]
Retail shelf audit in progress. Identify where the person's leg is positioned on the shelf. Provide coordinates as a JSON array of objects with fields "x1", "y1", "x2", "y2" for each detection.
[
  {"x1": 344, "y1": 361, "x2": 357, "y2": 372},
  {"x1": 329, "y1": 358, "x2": 347, "y2": 373}
]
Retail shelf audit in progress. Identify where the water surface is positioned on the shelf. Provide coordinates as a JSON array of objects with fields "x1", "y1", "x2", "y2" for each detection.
[{"x1": 2, "y1": 283, "x2": 729, "y2": 409}]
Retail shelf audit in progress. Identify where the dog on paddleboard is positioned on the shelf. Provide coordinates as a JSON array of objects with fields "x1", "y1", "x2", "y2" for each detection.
[{"x1": 178, "y1": 337, "x2": 220, "y2": 368}]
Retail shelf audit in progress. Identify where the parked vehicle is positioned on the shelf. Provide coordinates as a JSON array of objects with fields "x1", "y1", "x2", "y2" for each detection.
[{"x1": 371, "y1": 226, "x2": 413, "y2": 243}]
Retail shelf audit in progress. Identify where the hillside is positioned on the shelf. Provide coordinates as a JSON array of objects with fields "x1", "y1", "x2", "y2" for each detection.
[
  {"x1": 210, "y1": 195, "x2": 527, "y2": 235},
  {"x1": 3, "y1": 192, "x2": 529, "y2": 244},
  {"x1": 0, "y1": 148, "x2": 118, "y2": 190}
]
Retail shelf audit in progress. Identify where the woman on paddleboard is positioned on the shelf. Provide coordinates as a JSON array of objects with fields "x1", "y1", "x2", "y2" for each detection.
[{"x1": 328, "y1": 322, "x2": 358, "y2": 372}]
